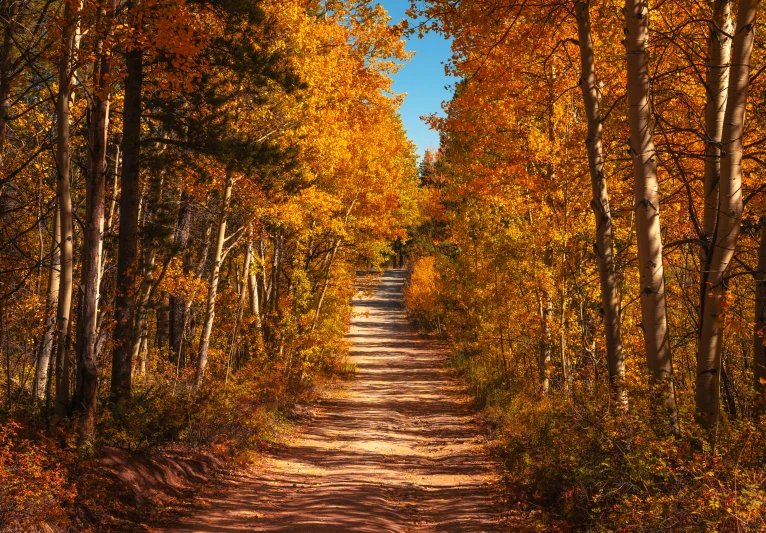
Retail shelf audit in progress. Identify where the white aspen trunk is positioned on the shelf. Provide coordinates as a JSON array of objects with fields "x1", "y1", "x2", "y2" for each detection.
[
  {"x1": 624, "y1": 0, "x2": 679, "y2": 432},
  {"x1": 311, "y1": 196, "x2": 357, "y2": 331},
  {"x1": 560, "y1": 295, "x2": 570, "y2": 389},
  {"x1": 34, "y1": 205, "x2": 60, "y2": 400},
  {"x1": 100, "y1": 147, "x2": 119, "y2": 287},
  {"x1": 575, "y1": 0, "x2": 625, "y2": 397},
  {"x1": 697, "y1": 0, "x2": 758, "y2": 428},
  {"x1": 540, "y1": 290, "x2": 552, "y2": 394},
  {"x1": 226, "y1": 244, "x2": 252, "y2": 385},
  {"x1": 247, "y1": 247, "x2": 263, "y2": 332},
  {"x1": 246, "y1": 240, "x2": 265, "y2": 349},
  {"x1": 195, "y1": 169, "x2": 234, "y2": 389},
  {"x1": 234, "y1": 244, "x2": 252, "y2": 346},
  {"x1": 702, "y1": 0, "x2": 733, "y2": 251},
  {"x1": 53, "y1": 4, "x2": 80, "y2": 417},
  {"x1": 258, "y1": 238, "x2": 271, "y2": 308},
  {"x1": 311, "y1": 240, "x2": 340, "y2": 331}
]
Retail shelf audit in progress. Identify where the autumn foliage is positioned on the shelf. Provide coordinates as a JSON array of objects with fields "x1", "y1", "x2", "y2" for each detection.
[
  {"x1": 405, "y1": 0, "x2": 766, "y2": 529},
  {"x1": 0, "y1": 0, "x2": 417, "y2": 528}
]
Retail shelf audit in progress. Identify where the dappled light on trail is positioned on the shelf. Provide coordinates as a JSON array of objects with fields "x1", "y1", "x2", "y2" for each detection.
[{"x1": 170, "y1": 271, "x2": 502, "y2": 532}]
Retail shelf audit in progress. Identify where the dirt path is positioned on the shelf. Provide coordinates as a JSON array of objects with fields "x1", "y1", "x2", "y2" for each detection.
[{"x1": 169, "y1": 270, "x2": 503, "y2": 532}]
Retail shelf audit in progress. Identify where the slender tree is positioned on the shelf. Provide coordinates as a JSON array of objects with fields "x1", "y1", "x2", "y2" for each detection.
[
  {"x1": 574, "y1": 0, "x2": 625, "y2": 398},
  {"x1": 34, "y1": 206, "x2": 60, "y2": 400},
  {"x1": 196, "y1": 168, "x2": 235, "y2": 388},
  {"x1": 697, "y1": 0, "x2": 759, "y2": 428},
  {"x1": 624, "y1": 0, "x2": 678, "y2": 432},
  {"x1": 701, "y1": 0, "x2": 733, "y2": 254},
  {"x1": 54, "y1": 0, "x2": 81, "y2": 418}
]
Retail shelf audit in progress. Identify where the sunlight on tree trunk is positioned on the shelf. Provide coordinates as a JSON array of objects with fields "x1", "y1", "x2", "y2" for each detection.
[
  {"x1": 624, "y1": 0, "x2": 678, "y2": 433},
  {"x1": 697, "y1": 0, "x2": 758, "y2": 430}
]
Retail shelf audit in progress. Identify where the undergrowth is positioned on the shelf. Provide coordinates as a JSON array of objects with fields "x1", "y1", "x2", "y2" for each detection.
[
  {"x1": 0, "y1": 354, "x2": 350, "y2": 532},
  {"x1": 447, "y1": 347, "x2": 766, "y2": 532}
]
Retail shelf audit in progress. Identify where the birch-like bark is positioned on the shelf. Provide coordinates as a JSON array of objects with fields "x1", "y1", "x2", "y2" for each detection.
[
  {"x1": 54, "y1": 2, "x2": 80, "y2": 417},
  {"x1": 575, "y1": 1, "x2": 625, "y2": 396},
  {"x1": 702, "y1": 0, "x2": 733, "y2": 252},
  {"x1": 539, "y1": 290, "x2": 552, "y2": 394},
  {"x1": 195, "y1": 169, "x2": 234, "y2": 389},
  {"x1": 247, "y1": 241, "x2": 263, "y2": 332},
  {"x1": 624, "y1": 0, "x2": 678, "y2": 432},
  {"x1": 312, "y1": 240, "x2": 340, "y2": 331},
  {"x1": 697, "y1": 0, "x2": 758, "y2": 428},
  {"x1": 34, "y1": 205, "x2": 60, "y2": 400},
  {"x1": 754, "y1": 219, "x2": 766, "y2": 400},
  {"x1": 311, "y1": 196, "x2": 357, "y2": 331}
]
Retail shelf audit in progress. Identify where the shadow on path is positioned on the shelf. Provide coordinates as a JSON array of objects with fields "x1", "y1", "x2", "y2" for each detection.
[{"x1": 168, "y1": 270, "x2": 503, "y2": 532}]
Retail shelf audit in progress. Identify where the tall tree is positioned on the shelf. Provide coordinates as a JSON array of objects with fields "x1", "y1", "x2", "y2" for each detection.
[
  {"x1": 701, "y1": 0, "x2": 732, "y2": 255},
  {"x1": 54, "y1": 0, "x2": 81, "y2": 418},
  {"x1": 74, "y1": 0, "x2": 119, "y2": 439},
  {"x1": 34, "y1": 206, "x2": 60, "y2": 400},
  {"x1": 196, "y1": 168, "x2": 234, "y2": 389},
  {"x1": 111, "y1": 42, "x2": 143, "y2": 406},
  {"x1": 574, "y1": 0, "x2": 624, "y2": 398},
  {"x1": 697, "y1": 0, "x2": 758, "y2": 429},
  {"x1": 624, "y1": 0, "x2": 678, "y2": 432}
]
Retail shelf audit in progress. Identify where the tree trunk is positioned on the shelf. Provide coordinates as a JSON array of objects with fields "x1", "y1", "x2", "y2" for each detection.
[
  {"x1": 697, "y1": 0, "x2": 757, "y2": 429},
  {"x1": 34, "y1": 205, "x2": 60, "y2": 400},
  {"x1": 702, "y1": 0, "x2": 733, "y2": 254},
  {"x1": 539, "y1": 290, "x2": 552, "y2": 394},
  {"x1": 54, "y1": 2, "x2": 80, "y2": 418},
  {"x1": 196, "y1": 169, "x2": 234, "y2": 389},
  {"x1": 575, "y1": 0, "x2": 625, "y2": 399},
  {"x1": 312, "y1": 239, "x2": 340, "y2": 331},
  {"x1": 0, "y1": 0, "x2": 18, "y2": 169},
  {"x1": 111, "y1": 47, "x2": 143, "y2": 406},
  {"x1": 227, "y1": 242, "x2": 252, "y2": 381},
  {"x1": 247, "y1": 242, "x2": 263, "y2": 332},
  {"x1": 624, "y1": 0, "x2": 678, "y2": 433},
  {"x1": 74, "y1": 0, "x2": 118, "y2": 439},
  {"x1": 754, "y1": 219, "x2": 766, "y2": 401},
  {"x1": 271, "y1": 235, "x2": 280, "y2": 314}
]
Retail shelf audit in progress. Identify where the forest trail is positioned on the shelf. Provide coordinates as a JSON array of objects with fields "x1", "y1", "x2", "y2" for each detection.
[{"x1": 169, "y1": 270, "x2": 503, "y2": 532}]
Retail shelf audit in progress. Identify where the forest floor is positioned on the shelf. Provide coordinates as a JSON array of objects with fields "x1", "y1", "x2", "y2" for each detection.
[{"x1": 165, "y1": 270, "x2": 507, "y2": 532}]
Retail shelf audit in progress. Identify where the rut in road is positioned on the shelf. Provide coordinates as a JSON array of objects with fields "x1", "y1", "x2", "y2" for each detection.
[{"x1": 170, "y1": 270, "x2": 503, "y2": 532}]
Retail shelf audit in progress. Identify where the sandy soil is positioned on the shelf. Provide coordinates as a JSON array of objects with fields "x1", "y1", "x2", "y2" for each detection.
[{"x1": 168, "y1": 270, "x2": 504, "y2": 532}]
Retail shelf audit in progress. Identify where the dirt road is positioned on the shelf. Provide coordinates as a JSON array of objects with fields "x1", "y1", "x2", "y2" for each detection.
[{"x1": 169, "y1": 270, "x2": 503, "y2": 532}]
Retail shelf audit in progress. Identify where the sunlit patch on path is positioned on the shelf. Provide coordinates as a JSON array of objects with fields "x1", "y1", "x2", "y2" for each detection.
[{"x1": 169, "y1": 270, "x2": 503, "y2": 532}]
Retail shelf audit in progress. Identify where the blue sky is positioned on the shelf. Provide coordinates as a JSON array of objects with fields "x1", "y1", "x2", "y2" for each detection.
[{"x1": 378, "y1": 1, "x2": 455, "y2": 159}]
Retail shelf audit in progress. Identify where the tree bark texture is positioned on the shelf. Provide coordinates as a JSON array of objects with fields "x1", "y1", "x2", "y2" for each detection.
[
  {"x1": 697, "y1": 0, "x2": 757, "y2": 428},
  {"x1": 624, "y1": 0, "x2": 678, "y2": 433},
  {"x1": 575, "y1": 0, "x2": 625, "y2": 397}
]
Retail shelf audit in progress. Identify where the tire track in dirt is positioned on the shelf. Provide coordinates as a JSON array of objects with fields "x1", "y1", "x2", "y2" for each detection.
[{"x1": 168, "y1": 270, "x2": 503, "y2": 532}]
